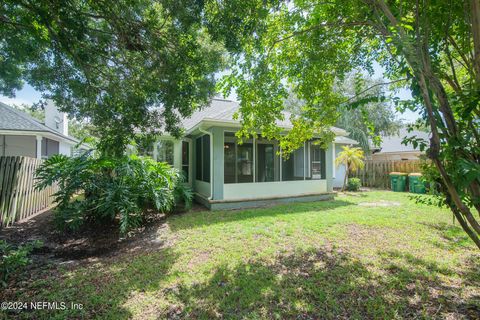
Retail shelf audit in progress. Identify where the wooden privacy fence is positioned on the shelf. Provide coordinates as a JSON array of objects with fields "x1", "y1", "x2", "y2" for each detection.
[
  {"x1": 0, "y1": 156, "x2": 58, "y2": 227},
  {"x1": 353, "y1": 159, "x2": 423, "y2": 189}
]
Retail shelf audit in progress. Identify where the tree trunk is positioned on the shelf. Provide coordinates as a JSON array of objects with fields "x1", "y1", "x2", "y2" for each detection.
[
  {"x1": 471, "y1": 0, "x2": 480, "y2": 85},
  {"x1": 342, "y1": 163, "x2": 349, "y2": 191},
  {"x1": 372, "y1": 0, "x2": 480, "y2": 250}
]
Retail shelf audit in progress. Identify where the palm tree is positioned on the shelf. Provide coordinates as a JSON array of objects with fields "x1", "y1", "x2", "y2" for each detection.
[{"x1": 335, "y1": 146, "x2": 365, "y2": 191}]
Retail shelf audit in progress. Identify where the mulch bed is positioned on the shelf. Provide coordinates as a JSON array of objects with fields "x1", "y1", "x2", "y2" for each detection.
[{"x1": 0, "y1": 202, "x2": 207, "y2": 263}]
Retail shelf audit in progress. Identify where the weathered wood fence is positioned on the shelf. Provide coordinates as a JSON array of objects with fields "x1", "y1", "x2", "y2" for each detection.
[
  {"x1": 0, "y1": 156, "x2": 58, "y2": 227},
  {"x1": 353, "y1": 159, "x2": 423, "y2": 189}
]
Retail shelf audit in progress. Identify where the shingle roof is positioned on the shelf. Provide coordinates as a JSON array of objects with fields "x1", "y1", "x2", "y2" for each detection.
[
  {"x1": 181, "y1": 98, "x2": 240, "y2": 130},
  {"x1": 0, "y1": 102, "x2": 79, "y2": 143},
  {"x1": 377, "y1": 128, "x2": 430, "y2": 153},
  {"x1": 182, "y1": 98, "x2": 349, "y2": 136},
  {"x1": 334, "y1": 136, "x2": 358, "y2": 145}
]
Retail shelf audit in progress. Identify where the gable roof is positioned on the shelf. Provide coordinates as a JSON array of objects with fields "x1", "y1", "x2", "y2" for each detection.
[
  {"x1": 376, "y1": 128, "x2": 430, "y2": 154},
  {"x1": 0, "y1": 102, "x2": 79, "y2": 143},
  {"x1": 182, "y1": 98, "x2": 349, "y2": 137}
]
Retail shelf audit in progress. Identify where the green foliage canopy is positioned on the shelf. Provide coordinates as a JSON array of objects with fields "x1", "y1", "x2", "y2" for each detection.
[{"x1": 1, "y1": 0, "x2": 225, "y2": 156}]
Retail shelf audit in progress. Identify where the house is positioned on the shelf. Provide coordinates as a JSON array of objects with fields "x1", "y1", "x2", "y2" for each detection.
[
  {"x1": 0, "y1": 101, "x2": 82, "y2": 159},
  {"x1": 371, "y1": 128, "x2": 430, "y2": 161},
  {"x1": 138, "y1": 98, "x2": 358, "y2": 210}
]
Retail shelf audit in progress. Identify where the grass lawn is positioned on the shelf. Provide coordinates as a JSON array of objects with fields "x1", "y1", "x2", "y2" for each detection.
[{"x1": 2, "y1": 191, "x2": 479, "y2": 319}]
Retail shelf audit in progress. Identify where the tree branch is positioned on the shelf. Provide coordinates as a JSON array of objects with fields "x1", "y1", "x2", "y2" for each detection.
[
  {"x1": 267, "y1": 21, "x2": 372, "y2": 54},
  {"x1": 342, "y1": 78, "x2": 408, "y2": 104}
]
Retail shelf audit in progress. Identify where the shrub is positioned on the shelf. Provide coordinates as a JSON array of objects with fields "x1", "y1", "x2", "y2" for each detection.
[
  {"x1": 346, "y1": 177, "x2": 361, "y2": 191},
  {"x1": 36, "y1": 153, "x2": 192, "y2": 235},
  {"x1": 0, "y1": 240, "x2": 42, "y2": 287}
]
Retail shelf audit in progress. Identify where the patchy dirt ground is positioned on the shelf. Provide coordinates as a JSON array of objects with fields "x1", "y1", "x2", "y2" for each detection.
[{"x1": 0, "y1": 203, "x2": 207, "y2": 265}]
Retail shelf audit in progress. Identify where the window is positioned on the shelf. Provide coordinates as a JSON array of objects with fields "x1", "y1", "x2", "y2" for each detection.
[
  {"x1": 310, "y1": 142, "x2": 326, "y2": 179},
  {"x1": 282, "y1": 145, "x2": 305, "y2": 181},
  {"x1": 182, "y1": 141, "x2": 189, "y2": 181},
  {"x1": 196, "y1": 135, "x2": 210, "y2": 182},
  {"x1": 156, "y1": 140, "x2": 174, "y2": 165}
]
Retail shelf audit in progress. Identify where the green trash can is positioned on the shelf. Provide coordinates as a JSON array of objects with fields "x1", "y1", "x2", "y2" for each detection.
[
  {"x1": 389, "y1": 172, "x2": 408, "y2": 192},
  {"x1": 408, "y1": 173, "x2": 426, "y2": 194}
]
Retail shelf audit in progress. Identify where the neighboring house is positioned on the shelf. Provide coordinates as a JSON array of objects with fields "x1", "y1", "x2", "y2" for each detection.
[
  {"x1": 0, "y1": 101, "x2": 82, "y2": 159},
  {"x1": 370, "y1": 128, "x2": 430, "y2": 161},
  {"x1": 138, "y1": 98, "x2": 358, "y2": 210}
]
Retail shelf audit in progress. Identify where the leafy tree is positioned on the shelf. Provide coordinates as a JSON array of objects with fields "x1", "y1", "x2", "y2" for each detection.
[
  {"x1": 1, "y1": 0, "x2": 225, "y2": 156},
  {"x1": 335, "y1": 73, "x2": 402, "y2": 151},
  {"x1": 210, "y1": 0, "x2": 480, "y2": 248},
  {"x1": 335, "y1": 146, "x2": 365, "y2": 191},
  {"x1": 284, "y1": 73, "x2": 403, "y2": 151},
  {"x1": 67, "y1": 118, "x2": 97, "y2": 142}
]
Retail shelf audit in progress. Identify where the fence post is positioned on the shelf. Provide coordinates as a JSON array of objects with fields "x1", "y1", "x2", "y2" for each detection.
[{"x1": 0, "y1": 156, "x2": 58, "y2": 227}]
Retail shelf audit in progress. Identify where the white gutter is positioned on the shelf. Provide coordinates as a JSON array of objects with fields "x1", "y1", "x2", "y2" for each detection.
[
  {"x1": 198, "y1": 126, "x2": 213, "y2": 200},
  {"x1": 0, "y1": 129, "x2": 79, "y2": 144}
]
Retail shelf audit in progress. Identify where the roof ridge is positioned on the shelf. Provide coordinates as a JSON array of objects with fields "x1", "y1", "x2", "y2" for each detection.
[{"x1": 0, "y1": 102, "x2": 79, "y2": 143}]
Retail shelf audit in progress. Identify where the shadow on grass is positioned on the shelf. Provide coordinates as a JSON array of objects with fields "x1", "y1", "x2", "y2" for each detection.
[
  {"x1": 168, "y1": 247, "x2": 479, "y2": 319},
  {"x1": 9, "y1": 245, "x2": 479, "y2": 319},
  {"x1": 378, "y1": 250, "x2": 480, "y2": 318},
  {"x1": 3, "y1": 247, "x2": 179, "y2": 320},
  {"x1": 169, "y1": 199, "x2": 354, "y2": 231},
  {"x1": 420, "y1": 222, "x2": 474, "y2": 249}
]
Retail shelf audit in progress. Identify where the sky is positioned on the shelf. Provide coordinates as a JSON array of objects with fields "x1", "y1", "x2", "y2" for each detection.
[{"x1": 0, "y1": 63, "x2": 421, "y2": 123}]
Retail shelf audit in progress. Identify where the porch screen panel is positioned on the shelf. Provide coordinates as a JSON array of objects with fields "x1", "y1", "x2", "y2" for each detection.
[
  {"x1": 182, "y1": 141, "x2": 189, "y2": 181},
  {"x1": 224, "y1": 141, "x2": 236, "y2": 183},
  {"x1": 42, "y1": 138, "x2": 59, "y2": 157},
  {"x1": 237, "y1": 143, "x2": 253, "y2": 183},
  {"x1": 196, "y1": 137, "x2": 202, "y2": 180},
  {"x1": 202, "y1": 135, "x2": 210, "y2": 182},
  {"x1": 282, "y1": 145, "x2": 305, "y2": 181},
  {"x1": 310, "y1": 143, "x2": 326, "y2": 179},
  {"x1": 256, "y1": 143, "x2": 275, "y2": 182},
  {"x1": 195, "y1": 135, "x2": 210, "y2": 182},
  {"x1": 224, "y1": 132, "x2": 256, "y2": 184}
]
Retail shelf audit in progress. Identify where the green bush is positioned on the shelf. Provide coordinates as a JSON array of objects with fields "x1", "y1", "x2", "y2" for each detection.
[
  {"x1": 346, "y1": 177, "x2": 361, "y2": 191},
  {"x1": 0, "y1": 240, "x2": 42, "y2": 287},
  {"x1": 36, "y1": 153, "x2": 192, "y2": 235}
]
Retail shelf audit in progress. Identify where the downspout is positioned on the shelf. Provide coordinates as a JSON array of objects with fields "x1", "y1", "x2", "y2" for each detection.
[{"x1": 198, "y1": 126, "x2": 213, "y2": 200}]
